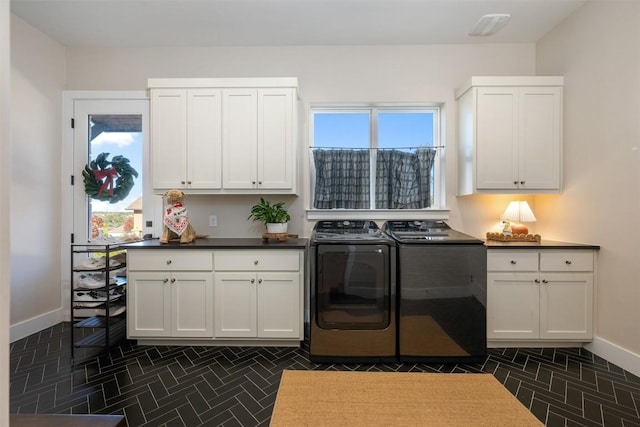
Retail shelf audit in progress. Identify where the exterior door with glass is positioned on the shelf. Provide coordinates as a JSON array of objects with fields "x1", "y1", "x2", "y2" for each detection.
[{"x1": 71, "y1": 98, "x2": 149, "y2": 244}]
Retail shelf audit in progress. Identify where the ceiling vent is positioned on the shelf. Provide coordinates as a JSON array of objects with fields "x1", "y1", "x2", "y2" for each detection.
[{"x1": 469, "y1": 14, "x2": 511, "y2": 37}]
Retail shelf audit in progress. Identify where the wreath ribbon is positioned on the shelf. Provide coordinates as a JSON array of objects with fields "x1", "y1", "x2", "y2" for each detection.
[{"x1": 93, "y1": 167, "x2": 118, "y2": 197}]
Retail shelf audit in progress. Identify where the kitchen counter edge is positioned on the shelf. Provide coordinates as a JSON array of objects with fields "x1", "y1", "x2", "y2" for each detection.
[
  {"x1": 124, "y1": 238, "x2": 308, "y2": 250},
  {"x1": 484, "y1": 239, "x2": 599, "y2": 250}
]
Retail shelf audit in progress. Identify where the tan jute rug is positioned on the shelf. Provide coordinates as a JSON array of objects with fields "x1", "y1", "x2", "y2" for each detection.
[{"x1": 270, "y1": 370, "x2": 543, "y2": 427}]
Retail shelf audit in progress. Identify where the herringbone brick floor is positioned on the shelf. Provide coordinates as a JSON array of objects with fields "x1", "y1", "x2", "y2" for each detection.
[{"x1": 10, "y1": 322, "x2": 640, "y2": 426}]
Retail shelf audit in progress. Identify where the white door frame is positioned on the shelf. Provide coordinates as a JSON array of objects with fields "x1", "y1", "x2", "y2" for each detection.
[{"x1": 61, "y1": 91, "x2": 149, "y2": 319}]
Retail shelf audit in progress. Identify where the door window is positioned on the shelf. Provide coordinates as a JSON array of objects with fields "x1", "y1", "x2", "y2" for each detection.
[{"x1": 86, "y1": 114, "x2": 142, "y2": 240}]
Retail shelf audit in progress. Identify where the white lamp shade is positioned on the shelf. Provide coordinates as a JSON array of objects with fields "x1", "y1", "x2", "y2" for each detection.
[{"x1": 501, "y1": 201, "x2": 536, "y2": 223}]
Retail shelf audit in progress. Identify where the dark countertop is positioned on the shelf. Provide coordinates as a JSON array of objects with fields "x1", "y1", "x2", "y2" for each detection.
[
  {"x1": 485, "y1": 239, "x2": 600, "y2": 250},
  {"x1": 124, "y1": 237, "x2": 308, "y2": 250}
]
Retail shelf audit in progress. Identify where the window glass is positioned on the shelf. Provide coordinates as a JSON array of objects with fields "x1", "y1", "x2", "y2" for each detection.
[
  {"x1": 378, "y1": 112, "x2": 434, "y2": 150},
  {"x1": 88, "y1": 115, "x2": 143, "y2": 240},
  {"x1": 311, "y1": 107, "x2": 441, "y2": 210},
  {"x1": 313, "y1": 112, "x2": 370, "y2": 149}
]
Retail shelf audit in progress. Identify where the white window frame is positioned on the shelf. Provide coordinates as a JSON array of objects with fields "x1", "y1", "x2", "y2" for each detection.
[{"x1": 307, "y1": 103, "x2": 448, "y2": 221}]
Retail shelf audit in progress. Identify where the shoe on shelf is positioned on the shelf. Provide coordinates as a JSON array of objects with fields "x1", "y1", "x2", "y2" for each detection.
[
  {"x1": 95, "y1": 304, "x2": 126, "y2": 317},
  {"x1": 75, "y1": 273, "x2": 116, "y2": 289},
  {"x1": 74, "y1": 257, "x2": 103, "y2": 271},
  {"x1": 74, "y1": 289, "x2": 124, "y2": 307},
  {"x1": 73, "y1": 290, "x2": 107, "y2": 307},
  {"x1": 90, "y1": 236, "x2": 122, "y2": 245},
  {"x1": 100, "y1": 256, "x2": 121, "y2": 268},
  {"x1": 110, "y1": 253, "x2": 127, "y2": 265},
  {"x1": 111, "y1": 276, "x2": 127, "y2": 287},
  {"x1": 109, "y1": 267, "x2": 127, "y2": 278},
  {"x1": 74, "y1": 256, "x2": 121, "y2": 271}
]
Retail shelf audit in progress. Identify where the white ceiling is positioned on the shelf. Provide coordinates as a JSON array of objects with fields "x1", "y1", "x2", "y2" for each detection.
[{"x1": 10, "y1": 0, "x2": 587, "y2": 48}]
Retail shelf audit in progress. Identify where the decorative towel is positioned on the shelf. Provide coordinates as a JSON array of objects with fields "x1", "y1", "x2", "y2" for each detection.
[{"x1": 164, "y1": 203, "x2": 189, "y2": 236}]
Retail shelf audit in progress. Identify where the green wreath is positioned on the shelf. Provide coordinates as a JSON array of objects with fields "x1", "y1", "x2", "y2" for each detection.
[{"x1": 82, "y1": 152, "x2": 139, "y2": 203}]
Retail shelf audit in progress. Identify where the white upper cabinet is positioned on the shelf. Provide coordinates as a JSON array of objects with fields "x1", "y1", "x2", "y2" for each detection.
[
  {"x1": 222, "y1": 87, "x2": 295, "y2": 191},
  {"x1": 257, "y1": 88, "x2": 294, "y2": 190},
  {"x1": 151, "y1": 88, "x2": 222, "y2": 190},
  {"x1": 222, "y1": 89, "x2": 258, "y2": 190},
  {"x1": 149, "y1": 78, "x2": 298, "y2": 194},
  {"x1": 457, "y1": 76, "x2": 563, "y2": 195}
]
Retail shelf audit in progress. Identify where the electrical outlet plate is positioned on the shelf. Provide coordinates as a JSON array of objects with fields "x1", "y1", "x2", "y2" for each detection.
[{"x1": 209, "y1": 215, "x2": 217, "y2": 227}]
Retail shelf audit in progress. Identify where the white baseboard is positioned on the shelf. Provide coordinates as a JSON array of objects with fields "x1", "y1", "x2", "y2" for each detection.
[
  {"x1": 10, "y1": 308, "x2": 64, "y2": 343},
  {"x1": 586, "y1": 336, "x2": 640, "y2": 378}
]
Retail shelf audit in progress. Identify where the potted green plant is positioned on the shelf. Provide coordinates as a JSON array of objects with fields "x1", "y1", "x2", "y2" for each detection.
[{"x1": 248, "y1": 197, "x2": 291, "y2": 233}]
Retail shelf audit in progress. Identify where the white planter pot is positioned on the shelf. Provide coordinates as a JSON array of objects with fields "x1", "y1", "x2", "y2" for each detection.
[{"x1": 266, "y1": 223, "x2": 288, "y2": 234}]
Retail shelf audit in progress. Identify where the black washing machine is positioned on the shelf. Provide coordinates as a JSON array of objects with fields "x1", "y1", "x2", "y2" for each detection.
[
  {"x1": 383, "y1": 220, "x2": 487, "y2": 363},
  {"x1": 309, "y1": 220, "x2": 396, "y2": 363}
]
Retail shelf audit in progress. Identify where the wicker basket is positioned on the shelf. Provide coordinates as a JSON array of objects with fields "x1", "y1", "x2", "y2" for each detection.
[{"x1": 486, "y1": 232, "x2": 541, "y2": 242}]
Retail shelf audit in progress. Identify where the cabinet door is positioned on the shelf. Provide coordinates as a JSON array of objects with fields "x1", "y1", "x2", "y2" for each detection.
[
  {"x1": 222, "y1": 89, "x2": 258, "y2": 189},
  {"x1": 518, "y1": 86, "x2": 561, "y2": 190},
  {"x1": 257, "y1": 272, "x2": 300, "y2": 338},
  {"x1": 127, "y1": 272, "x2": 171, "y2": 337},
  {"x1": 257, "y1": 88, "x2": 293, "y2": 190},
  {"x1": 187, "y1": 89, "x2": 222, "y2": 189},
  {"x1": 475, "y1": 87, "x2": 519, "y2": 190},
  {"x1": 214, "y1": 272, "x2": 257, "y2": 337},
  {"x1": 171, "y1": 272, "x2": 214, "y2": 337},
  {"x1": 487, "y1": 272, "x2": 539, "y2": 339},
  {"x1": 151, "y1": 89, "x2": 188, "y2": 189},
  {"x1": 539, "y1": 273, "x2": 593, "y2": 340}
]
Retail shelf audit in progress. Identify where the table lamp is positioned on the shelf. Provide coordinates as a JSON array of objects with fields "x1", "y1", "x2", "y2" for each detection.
[{"x1": 501, "y1": 201, "x2": 536, "y2": 235}]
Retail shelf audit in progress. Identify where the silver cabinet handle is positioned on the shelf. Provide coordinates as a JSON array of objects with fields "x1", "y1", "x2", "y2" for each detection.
[
  {"x1": 251, "y1": 278, "x2": 255, "y2": 284},
  {"x1": 254, "y1": 260, "x2": 259, "y2": 265},
  {"x1": 258, "y1": 278, "x2": 263, "y2": 284},
  {"x1": 181, "y1": 181, "x2": 185, "y2": 184},
  {"x1": 534, "y1": 279, "x2": 540, "y2": 283},
  {"x1": 542, "y1": 279, "x2": 549, "y2": 284},
  {"x1": 163, "y1": 278, "x2": 169, "y2": 283},
  {"x1": 565, "y1": 260, "x2": 572, "y2": 265},
  {"x1": 520, "y1": 181, "x2": 525, "y2": 185},
  {"x1": 513, "y1": 181, "x2": 518, "y2": 185},
  {"x1": 510, "y1": 260, "x2": 517, "y2": 264},
  {"x1": 170, "y1": 278, "x2": 176, "y2": 283},
  {"x1": 166, "y1": 260, "x2": 172, "y2": 265}
]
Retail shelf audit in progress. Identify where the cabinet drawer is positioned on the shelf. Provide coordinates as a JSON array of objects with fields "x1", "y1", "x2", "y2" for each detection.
[
  {"x1": 540, "y1": 251, "x2": 593, "y2": 272},
  {"x1": 214, "y1": 251, "x2": 300, "y2": 271},
  {"x1": 128, "y1": 250, "x2": 213, "y2": 271},
  {"x1": 487, "y1": 251, "x2": 538, "y2": 272}
]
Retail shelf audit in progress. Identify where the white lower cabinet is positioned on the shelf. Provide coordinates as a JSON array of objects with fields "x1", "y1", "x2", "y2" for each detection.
[
  {"x1": 214, "y1": 251, "x2": 303, "y2": 340},
  {"x1": 127, "y1": 248, "x2": 304, "y2": 346},
  {"x1": 127, "y1": 250, "x2": 214, "y2": 338},
  {"x1": 487, "y1": 249, "x2": 594, "y2": 344}
]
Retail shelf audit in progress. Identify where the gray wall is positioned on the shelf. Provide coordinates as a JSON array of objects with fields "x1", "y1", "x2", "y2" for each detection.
[{"x1": 535, "y1": 1, "x2": 640, "y2": 364}]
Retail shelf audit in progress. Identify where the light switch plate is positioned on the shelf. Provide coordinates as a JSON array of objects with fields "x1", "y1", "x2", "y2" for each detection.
[{"x1": 209, "y1": 215, "x2": 217, "y2": 227}]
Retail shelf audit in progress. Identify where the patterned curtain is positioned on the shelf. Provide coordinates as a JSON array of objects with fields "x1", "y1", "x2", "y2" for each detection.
[
  {"x1": 313, "y1": 149, "x2": 370, "y2": 209},
  {"x1": 376, "y1": 148, "x2": 437, "y2": 209}
]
